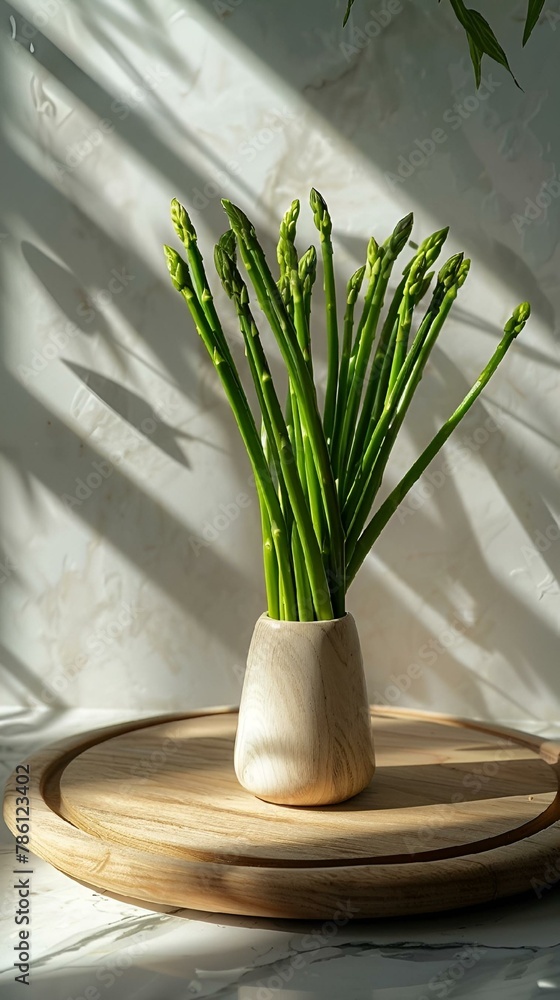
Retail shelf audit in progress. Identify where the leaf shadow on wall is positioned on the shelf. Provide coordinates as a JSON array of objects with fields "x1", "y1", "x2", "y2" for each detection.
[{"x1": 2, "y1": 0, "x2": 559, "y2": 719}]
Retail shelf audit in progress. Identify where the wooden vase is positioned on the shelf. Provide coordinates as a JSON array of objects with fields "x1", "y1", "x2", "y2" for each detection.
[{"x1": 234, "y1": 612, "x2": 375, "y2": 806}]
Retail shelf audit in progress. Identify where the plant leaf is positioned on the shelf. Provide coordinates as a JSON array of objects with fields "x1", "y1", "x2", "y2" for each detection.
[
  {"x1": 523, "y1": 0, "x2": 546, "y2": 44},
  {"x1": 343, "y1": 0, "x2": 355, "y2": 26},
  {"x1": 467, "y1": 32, "x2": 483, "y2": 88},
  {"x1": 448, "y1": 0, "x2": 520, "y2": 87}
]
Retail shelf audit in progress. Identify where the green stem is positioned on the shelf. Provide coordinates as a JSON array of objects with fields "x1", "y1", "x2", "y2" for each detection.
[
  {"x1": 344, "y1": 227, "x2": 447, "y2": 498},
  {"x1": 171, "y1": 201, "x2": 242, "y2": 390},
  {"x1": 331, "y1": 264, "x2": 366, "y2": 483},
  {"x1": 310, "y1": 189, "x2": 338, "y2": 448},
  {"x1": 346, "y1": 302, "x2": 530, "y2": 586},
  {"x1": 165, "y1": 243, "x2": 298, "y2": 619},
  {"x1": 344, "y1": 254, "x2": 468, "y2": 542},
  {"x1": 368, "y1": 268, "x2": 436, "y2": 433},
  {"x1": 299, "y1": 245, "x2": 317, "y2": 371},
  {"x1": 223, "y1": 200, "x2": 345, "y2": 616},
  {"x1": 343, "y1": 275, "x2": 406, "y2": 493},
  {"x1": 259, "y1": 491, "x2": 280, "y2": 618},
  {"x1": 338, "y1": 214, "x2": 413, "y2": 497},
  {"x1": 292, "y1": 523, "x2": 314, "y2": 620},
  {"x1": 215, "y1": 243, "x2": 334, "y2": 620}
]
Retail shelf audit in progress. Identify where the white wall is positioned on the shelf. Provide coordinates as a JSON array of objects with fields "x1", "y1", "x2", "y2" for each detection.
[{"x1": 1, "y1": 0, "x2": 559, "y2": 722}]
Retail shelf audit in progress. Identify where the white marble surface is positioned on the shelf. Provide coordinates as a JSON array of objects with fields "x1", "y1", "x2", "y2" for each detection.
[
  {"x1": 1, "y1": 5, "x2": 559, "y2": 714},
  {"x1": 2, "y1": 708, "x2": 560, "y2": 999}
]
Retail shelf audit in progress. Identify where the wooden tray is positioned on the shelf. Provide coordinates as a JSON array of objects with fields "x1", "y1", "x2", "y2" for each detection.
[{"x1": 4, "y1": 707, "x2": 560, "y2": 919}]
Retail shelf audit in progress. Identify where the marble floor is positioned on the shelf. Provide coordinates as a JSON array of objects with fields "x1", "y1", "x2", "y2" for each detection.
[{"x1": 1, "y1": 709, "x2": 560, "y2": 1000}]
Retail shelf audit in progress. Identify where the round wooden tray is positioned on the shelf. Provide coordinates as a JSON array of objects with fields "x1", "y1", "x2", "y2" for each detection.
[{"x1": 4, "y1": 707, "x2": 560, "y2": 918}]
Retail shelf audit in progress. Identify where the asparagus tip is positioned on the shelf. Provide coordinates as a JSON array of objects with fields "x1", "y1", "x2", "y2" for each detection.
[
  {"x1": 298, "y1": 244, "x2": 317, "y2": 281},
  {"x1": 390, "y1": 212, "x2": 414, "y2": 256},
  {"x1": 346, "y1": 264, "x2": 366, "y2": 305},
  {"x1": 221, "y1": 199, "x2": 253, "y2": 237},
  {"x1": 218, "y1": 228, "x2": 237, "y2": 261},
  {"x1": 171, "y1": 199, "x2": 197, "y2": 245},
  {"x1": 367, "y1": 235, "x2": 380, "y2": 266},
  {"x1": 163, "y1": 244, "x2": 189, "y2": 291},
  {"x1": 457, "y1": 258, "x2": 471, "y2": 287},
  {"x1": 506, "y1": 301, "x2": 531, "y2": 336},
  {"x1": 309, "y1": 188, "x2": 332, "y2": 236},
  {"x1": 438, "y1": 251, "x2": 464, "y2": 284},
  {"x1": 213, "y1": 244, "x2": 231, "y2": 296}
]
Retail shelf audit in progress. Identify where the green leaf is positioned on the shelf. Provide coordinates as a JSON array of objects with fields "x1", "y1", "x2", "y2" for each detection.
[
  {"x1": 448, "y1": 0, "x2": 520, "y2": 86},
  {"x1": 523, "y1": 0, "x2": 546, "y2": 44},
  {"x1": 467, "y1": 33, "x2": 483, "y2": 88},
  {"x1": 343, "y1": 0, "x2": 355, "y2": 26}
]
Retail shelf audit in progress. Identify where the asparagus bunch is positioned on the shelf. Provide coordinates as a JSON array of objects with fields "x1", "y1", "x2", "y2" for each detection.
[{"x1": 165, "y1": 190, "x2": 530, "y2": 621}]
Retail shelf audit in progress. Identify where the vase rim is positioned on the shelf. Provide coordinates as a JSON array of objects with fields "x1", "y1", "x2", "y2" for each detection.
[{"x1": 262, "y1": 611, "x2": 350, "y2": 624}]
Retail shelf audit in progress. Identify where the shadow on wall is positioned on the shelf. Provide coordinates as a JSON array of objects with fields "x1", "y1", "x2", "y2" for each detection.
[
  {"x1": 0, "y1": 0, "x2": 558, "y2": 716},
  {"x1": 201, "y1": 0, "x2": 560, "y2": 324}
]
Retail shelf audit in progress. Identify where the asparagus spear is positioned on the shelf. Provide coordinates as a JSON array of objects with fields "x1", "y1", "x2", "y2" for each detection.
[
  {"x1": 338, "y1": 214, "x2": 413, "y2": 496},
  {"x1": 164, "y1": 243, "x2": 298, "y2": 619},
  {"x1": 344, "y1": 227, "x2": 448, "y2": 496},
  {"x1": 346, "y1": 302, "x2": 531, "y2": 586},
  {"x1": 276, "y1": 218, "x2": 310, "y2": 503},
  {"x1": 222, "y1": 199, "x2": 346, "y2": 616},
  {"x1": 259, "y1": 485, "x2": 280, "y2": 619},
  {"x1": 277, "y1": 207, "x2": 320, "y2": 545},
  {"x1": 387, "y1": 229, "x2": 449, "y2": 394},
  {"x1": 331, "y1": 264, "x2": 367, "y2": 482},
  {"x1": 310, "y1": 189, "x2": 339, "y2": 449},
  {"x1": 299, "y1": 244, "x2": 318, "y2": 350},
  {"x1": 343, "y1": 253, "x2": 468, "y2": 539},
  {"x1": 296, "y1": 244, "x2": 324, "y2": 549},
  {"x1": 292, "y1": 522, "x2": 314, "y2": 621},
  {"x1": 170, "y1": 200, "x2": 242, "y2": 390},
  {"x1": 214, "y1": 242, "x2": 334, "y2": 620}
]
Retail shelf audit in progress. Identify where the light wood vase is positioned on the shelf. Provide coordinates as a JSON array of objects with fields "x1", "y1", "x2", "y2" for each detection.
[{"x1": 234, "y1": 612, "x2": 375, "y2": 806}]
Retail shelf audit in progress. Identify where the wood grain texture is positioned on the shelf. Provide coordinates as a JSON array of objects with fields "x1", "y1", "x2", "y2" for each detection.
[
  {"x1": 234, "y1": 612, "x2": 375, "y2": 805},
  {"x1": 3, "y1": 706, "x2": 560, "y2": 919}
]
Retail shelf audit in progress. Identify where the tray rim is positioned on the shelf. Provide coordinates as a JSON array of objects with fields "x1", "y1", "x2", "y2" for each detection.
[{"x1": 3, "y1": 706, "x2": 560, "y2": 919}]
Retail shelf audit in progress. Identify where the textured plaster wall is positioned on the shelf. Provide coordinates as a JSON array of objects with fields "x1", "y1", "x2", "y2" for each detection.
[{"x1": 1, "y1": 0, "x2": 559, "y2": 722}]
